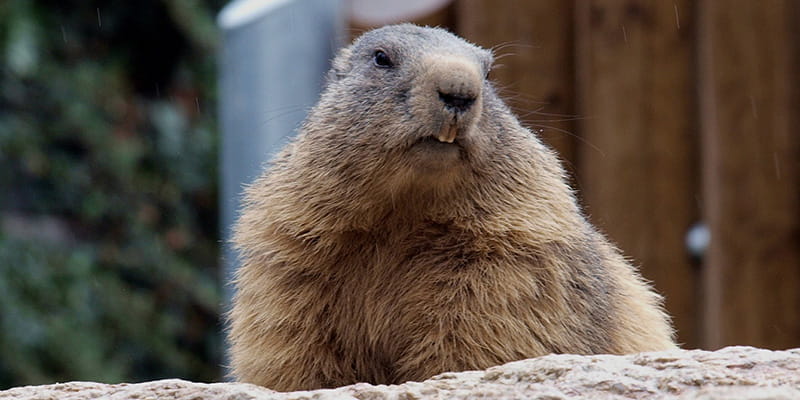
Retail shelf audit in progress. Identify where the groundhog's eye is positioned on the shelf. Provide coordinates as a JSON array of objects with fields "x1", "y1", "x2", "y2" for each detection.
[{"x1": 373, "y1": 50, "x2": 393, "y2": 68}]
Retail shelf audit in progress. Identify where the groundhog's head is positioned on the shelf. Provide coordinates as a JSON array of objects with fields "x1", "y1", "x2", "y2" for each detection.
[{"x1": 304, "y1": 24, "x2": 503, "y2": 195}]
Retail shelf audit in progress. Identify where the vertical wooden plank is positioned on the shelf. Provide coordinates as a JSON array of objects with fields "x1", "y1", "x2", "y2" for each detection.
[
  {"x1": 455, "y1": 1, "x2": 577, "y2": 170},
  {"x1": 575, "y1": 1, "x2": 700, "y2": 347},
  {"x1": 699, "y1": 0, "x2": 800, "y2": 349}
]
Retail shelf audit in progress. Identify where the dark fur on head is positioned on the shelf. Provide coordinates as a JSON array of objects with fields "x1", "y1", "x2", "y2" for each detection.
[{"x1": 229, "y1": 24, "x2": 675, "y2": 392}]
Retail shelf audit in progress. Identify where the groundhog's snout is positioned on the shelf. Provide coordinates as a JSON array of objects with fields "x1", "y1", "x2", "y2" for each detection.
[
  {"x1": 424, "y1": 56, "x2": 483, "y2": 143},
  {"x1": 432, "y1": 58, "x2": 481, "y2": 113},
  {"x1": 438, "y1": 91, "x2": 475, "y2": 113}
]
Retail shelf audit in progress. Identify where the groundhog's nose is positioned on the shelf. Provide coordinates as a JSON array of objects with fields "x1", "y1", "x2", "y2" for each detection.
[
  {"x1": 438, "y1": 91, "x2": 476, "y2": 113},
  {"x1": 428, "y1": 56, "x2": 482, "y2": 115}
]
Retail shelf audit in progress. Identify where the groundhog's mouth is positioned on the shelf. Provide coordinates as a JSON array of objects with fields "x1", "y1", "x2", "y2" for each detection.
[
  {"x1": 413, "y1": 121, "x2": 464, "y2": 149},
  {"x1": 415, "y1": 135, "x2": 461, "y2": 148}
]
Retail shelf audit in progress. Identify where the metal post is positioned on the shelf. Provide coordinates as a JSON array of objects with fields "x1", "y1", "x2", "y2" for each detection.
[{"x1": 218, "y1": 0, "x2": 344, "y2": 311}]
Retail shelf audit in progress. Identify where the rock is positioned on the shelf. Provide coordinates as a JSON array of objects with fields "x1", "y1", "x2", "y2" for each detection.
[{"x1": 1, "y1": 346, "x2": 798, "y2": 399}]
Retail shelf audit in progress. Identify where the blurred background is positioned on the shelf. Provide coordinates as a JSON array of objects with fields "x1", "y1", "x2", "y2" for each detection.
[
  {"x1": 0, "y1": 0, "x2": 225, "y2": 388},
  {"x1": 0, "y1": 0, "x2": 798, "y2": 390}
]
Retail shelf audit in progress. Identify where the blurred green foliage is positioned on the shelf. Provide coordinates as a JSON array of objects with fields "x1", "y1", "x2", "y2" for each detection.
[{"x1": 0, "y1": 0, "x2": 225, "y2": 388}]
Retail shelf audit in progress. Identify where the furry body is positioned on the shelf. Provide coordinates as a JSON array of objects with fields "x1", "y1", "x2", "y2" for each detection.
[{"x1": 229, "y1": 24, "x2": 676, "y2": 391}]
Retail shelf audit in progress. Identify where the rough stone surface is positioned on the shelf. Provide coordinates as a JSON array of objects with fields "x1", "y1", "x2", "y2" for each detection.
[{"x1": 1, "y1": 346, "x2": 799, "y2": 399}]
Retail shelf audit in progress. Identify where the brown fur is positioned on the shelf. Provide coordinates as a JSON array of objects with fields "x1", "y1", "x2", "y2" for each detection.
[{"x1": 228, "y1": 24, "x2": 676, "y2": 392}]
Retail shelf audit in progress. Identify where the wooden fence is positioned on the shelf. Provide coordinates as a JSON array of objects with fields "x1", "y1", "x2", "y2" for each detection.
[{"x1": 349, "y1": 0, "x2": 800, "y2": 350}]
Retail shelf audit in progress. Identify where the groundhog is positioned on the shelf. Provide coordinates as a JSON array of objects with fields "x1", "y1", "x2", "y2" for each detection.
[{"x1": 229, "y1": 24, "x2": 676, "y2": 392}]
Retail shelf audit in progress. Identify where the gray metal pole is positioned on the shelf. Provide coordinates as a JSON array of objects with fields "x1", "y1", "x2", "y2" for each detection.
[{"x1": 218, "y1": 0, "x2": 344, "y2": 311}]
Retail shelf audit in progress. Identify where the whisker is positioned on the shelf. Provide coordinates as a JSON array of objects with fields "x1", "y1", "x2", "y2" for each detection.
[{"x1": 525, "y1": 121, "x2": 606, "y2": 158}]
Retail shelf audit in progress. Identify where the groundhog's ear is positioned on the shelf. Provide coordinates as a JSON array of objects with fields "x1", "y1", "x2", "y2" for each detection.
[{"x1": 327, "y1": 47, "x2": 352, "y2": 83}]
